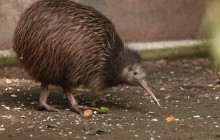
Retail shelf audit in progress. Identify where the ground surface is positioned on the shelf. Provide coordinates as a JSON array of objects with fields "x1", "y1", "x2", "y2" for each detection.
[{"x1": 0, "y1": 58, "x2": 220, "y2": 140}]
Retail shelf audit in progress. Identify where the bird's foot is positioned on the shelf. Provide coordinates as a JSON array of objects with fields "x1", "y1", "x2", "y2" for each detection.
[
  {"x1": 78, "y1": 105, "x2": 99, "y2": 111},
  {"x1": 212, "y1": 79, "x2": 220, "y2": 87},
  {"x1": 38, "y1": 103, "x2": 60, "y2": 112},
  {"x1": 69, "y1": 105, "x2": 98, "y2": 115}
]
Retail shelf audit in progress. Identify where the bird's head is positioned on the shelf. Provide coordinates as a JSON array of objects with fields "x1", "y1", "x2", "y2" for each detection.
[
  {"x1": 121, "y1": 62, "x2": 161, "y2": 108},
  {"x1": 121, "y1": 63, "x2": 146, "y2": 85}
]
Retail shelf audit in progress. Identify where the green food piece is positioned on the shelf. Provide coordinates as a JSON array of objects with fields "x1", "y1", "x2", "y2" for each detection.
[{"x1": 98, "y1": 107, "x2": 109, "y2": 114}]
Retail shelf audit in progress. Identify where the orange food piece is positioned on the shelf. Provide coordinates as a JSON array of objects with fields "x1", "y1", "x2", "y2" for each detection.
[
  {"x1": 83, "y1": 109, "x2": 93, "y2": 116},
  {"x1": 166, "y1": 116, "x2": 175, "y2": 122},
  {"x1": 215, "y1": 85, "x2": 220, "y2": 88},
  {"x1": 144, "y1": 92, "x2": 149, "y2": 96}
]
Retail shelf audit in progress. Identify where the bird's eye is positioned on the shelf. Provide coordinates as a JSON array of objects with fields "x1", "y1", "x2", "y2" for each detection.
[{"x1": 133, "y1": 72, "x2": 137, "y2": 75}]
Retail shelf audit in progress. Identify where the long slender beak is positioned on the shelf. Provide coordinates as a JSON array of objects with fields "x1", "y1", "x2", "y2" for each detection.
[{"x1": 136, "y1": 79, "x2": 162, "y2": 109}]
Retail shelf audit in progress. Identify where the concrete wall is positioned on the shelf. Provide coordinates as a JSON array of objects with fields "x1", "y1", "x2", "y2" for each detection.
[{"x1": 0, "y1": 0, "x2": 210, "y2": 50}]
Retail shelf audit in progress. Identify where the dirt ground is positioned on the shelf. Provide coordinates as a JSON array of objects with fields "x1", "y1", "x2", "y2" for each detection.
[{"x1": 1, "y1": 58, "x2": 220, "y2": 140}]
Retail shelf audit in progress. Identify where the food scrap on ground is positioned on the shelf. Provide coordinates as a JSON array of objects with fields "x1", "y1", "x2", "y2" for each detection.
[
  {"x1": 83, "y1": 109, "x2": 93, "y2": 116},
  {"x1": 166, "y1": 116, "x2": 175, "y2": 122},
  {"x1": 98, "y1": 107, "x2": 109, "y2": 114}
]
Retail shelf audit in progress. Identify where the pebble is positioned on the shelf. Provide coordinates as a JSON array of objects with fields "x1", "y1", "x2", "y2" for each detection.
[
  {"x1": 4, "y1": 106, "x2": 10, "y2": 110},
  {"x1": 6, "y1": 79, "x2": 13, "y2": 84},
  {"x1": 31, "y1": 101, "x2": 36, "y2": 105},
  {"x1": 27, "y1": 126, "x2": 35, "y2": 130},
  {"x1": 14, "y1": 108, "x2": 22, "y2": 110},
  {"x1": 11, "y1": 94, "x2": 17, "y2": 98},
  {"x1": 1, "y1": 115, "x2": 12, "y2": 119},
  {"x1": 68, "y1": 132, "x2": 72, "y2": 134},
  {"x1": 151, "y1": 118, "x2": 158, "y2": 121},
  {"x1": 0, "y1": 128, "x2": 5, "y2": 131},
  {"x1": 160, "y1": 87, "x2": 165, "y2": 91},
  {"x1": 75, "y1": 136, "x2": 80, "y2": 139},
  {"x1": 170, "y1": 71, "x2": 174, "y2": 74},
  {"x1": 208, "y1": 84, "x2": 213, "y2": 87}
]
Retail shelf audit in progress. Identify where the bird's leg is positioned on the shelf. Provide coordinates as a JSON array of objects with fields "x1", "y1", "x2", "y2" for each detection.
[
  {"x1": 63, "y1": 88, "x2": 98, "y2": 115},
  {"x1": 38, "y1": 83, "x2": 59, "y2": 112}
]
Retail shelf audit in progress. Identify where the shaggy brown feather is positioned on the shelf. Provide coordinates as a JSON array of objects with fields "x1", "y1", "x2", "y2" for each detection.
[
  {"x1": 13, "y1": 0, "x2": 127, "y2": 91},
  {"x1": 13, "y1": 0, "x2": 155, "y2": 113}
]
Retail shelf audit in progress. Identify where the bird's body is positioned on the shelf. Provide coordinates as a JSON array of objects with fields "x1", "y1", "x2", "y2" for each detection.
[{"x1": 13, "y1": 0, "x2": 160, "y2": 114}]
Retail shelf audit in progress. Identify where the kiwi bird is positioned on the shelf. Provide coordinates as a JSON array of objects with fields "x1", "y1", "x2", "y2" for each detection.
[{"x1": 13, "y1": 0, "x2": 161, "y2": 114}]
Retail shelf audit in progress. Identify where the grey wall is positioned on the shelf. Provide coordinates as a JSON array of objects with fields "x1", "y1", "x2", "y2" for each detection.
[{"x1": 0, "y1": 0, "x2": 210, "y2": 49}]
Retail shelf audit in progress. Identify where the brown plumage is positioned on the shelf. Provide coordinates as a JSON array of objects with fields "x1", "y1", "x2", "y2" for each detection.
[{"x1": 13, "y1": 0, "x2": 161, "y2": 114}]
